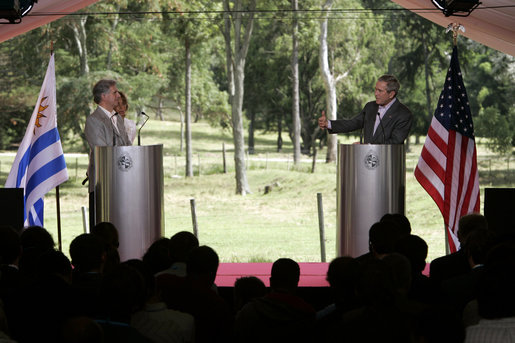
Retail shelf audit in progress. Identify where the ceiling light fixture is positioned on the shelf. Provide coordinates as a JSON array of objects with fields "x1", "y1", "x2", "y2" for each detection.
[{"x1": 431, "y1": 0, "x2": 481, "y2": 17}]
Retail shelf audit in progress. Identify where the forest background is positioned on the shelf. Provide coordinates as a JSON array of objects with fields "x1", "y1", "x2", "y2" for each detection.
[{"x1": 0, "y1": 0, "x2": 514, "y2": 262}]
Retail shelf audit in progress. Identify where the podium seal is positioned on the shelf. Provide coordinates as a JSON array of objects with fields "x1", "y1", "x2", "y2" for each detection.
[
  {"x1": 117, "y1": 153, "x2": 133, "y2": 172},
  {"x1": 364, "y1": 151, "x2": 379, "y2": 170}
]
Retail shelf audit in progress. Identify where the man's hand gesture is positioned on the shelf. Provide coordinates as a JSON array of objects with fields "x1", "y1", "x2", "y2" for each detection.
[{"x1": 318, "y1": 111, "x2": 328, "y2": 130}]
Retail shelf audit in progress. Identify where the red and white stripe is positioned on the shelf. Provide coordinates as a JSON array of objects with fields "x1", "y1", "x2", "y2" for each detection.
[{"x1": 415, "y1": 117, "x2": 480, "y2": 252}]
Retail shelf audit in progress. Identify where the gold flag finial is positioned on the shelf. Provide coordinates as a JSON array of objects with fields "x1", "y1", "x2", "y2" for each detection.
[{"x1": 446, "y1": 23, "x2": 465, "y2": 46}]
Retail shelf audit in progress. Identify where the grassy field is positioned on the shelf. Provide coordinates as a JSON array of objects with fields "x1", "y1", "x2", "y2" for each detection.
[{"x1": 1, "y1": 113, "x2": 513, "y2": 263}]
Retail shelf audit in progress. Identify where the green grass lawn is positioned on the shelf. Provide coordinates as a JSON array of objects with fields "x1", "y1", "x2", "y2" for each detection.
[{"x1": 1, "y1": 114, "x2": 513, "y2": 263}]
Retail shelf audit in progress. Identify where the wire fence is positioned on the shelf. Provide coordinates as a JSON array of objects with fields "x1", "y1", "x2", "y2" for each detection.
[{"x1": 0, "y1": 150, "x2": 512, "y2": 263}]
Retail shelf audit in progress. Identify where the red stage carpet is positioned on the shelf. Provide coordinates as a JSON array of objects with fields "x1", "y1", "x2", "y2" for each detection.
[
  {"x1": 216, "y1": 263, "x2": 330, "y2": 287},
  {"x1": 215, "y1": 262, "x2": 431, "y2": 288}
]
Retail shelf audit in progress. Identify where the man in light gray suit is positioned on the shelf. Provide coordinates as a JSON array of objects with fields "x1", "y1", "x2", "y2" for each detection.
[
  {"x1": 84, "y1": 79, "x2": 131, "y2": 227},
  {"x1": 318, "y1": 75, "x2": 412, "y2": 144}
]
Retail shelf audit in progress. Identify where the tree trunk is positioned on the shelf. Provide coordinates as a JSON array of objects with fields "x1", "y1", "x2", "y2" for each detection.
[
  {"x1": 185, "y1": 37, "x2": 193, "y2": 177},
  {"x1": 423, "y1": 33, "x2": 433, "y2": 126},
  {"x1": 248, "y1": 110, "x2": 255, "y2": 154},
  {"x1": 177, "y1": 105, "x2": 184, "y2": 153},
  {"x1": 156, "y1": 96, "x2": 164, "y2": 121},
  {"x1": 70, "y1": 15, "x2": 89, "y2": 76},
  {"x1": 291, "y1": 0, "x2": 301, "y2": 164},
  {"x1": 222, "y1": 0, "x2": 255, "y2": 195},
  {"x1": 232, "y1": 60, "x2": 250, "y2": 194},
  {"x1": 277, "y1": 112, "x2": 283, "y2": 152},
  {"x1": 319, "y1": 0, "x2": 337, "y2": 162},
  {"x1": 106, "y1": 7, "x2": 120, "y2": 70}
]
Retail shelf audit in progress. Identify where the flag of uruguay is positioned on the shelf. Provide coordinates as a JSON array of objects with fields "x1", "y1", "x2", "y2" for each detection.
[{"x1": 5, "y1": 53, "x2": 68, "y2": 227}]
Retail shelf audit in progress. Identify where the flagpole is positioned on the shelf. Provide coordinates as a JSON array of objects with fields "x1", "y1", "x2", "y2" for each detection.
[
  {"x1": 49, "y1": 41, "x2": 64, "y2": 252},
  {"x1": 447, "y1": 23, "x2": 464, "y2": 255}
]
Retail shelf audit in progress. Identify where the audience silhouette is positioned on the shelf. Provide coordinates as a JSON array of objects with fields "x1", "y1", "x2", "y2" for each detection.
[
  {"x1": 234, "y1": 258, "x2": 316, "y2": 343},
  {"x1": 0, "y1": 214, "x2": 512, "y2": 343},
  {"x1": 91, "y1": 221, "x2": 121, "y2": 275},
  {"x1": 430, "y1": 213, "x2": 488, "y2": 286}
]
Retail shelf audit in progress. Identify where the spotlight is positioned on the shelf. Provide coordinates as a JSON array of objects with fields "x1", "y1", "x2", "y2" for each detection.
[
  {"x1": 0, "y1": 0, "x2": 37, "y2": 24},
  {"x1": 431, "y1": 0, "x2": 481, "y2": 17}
]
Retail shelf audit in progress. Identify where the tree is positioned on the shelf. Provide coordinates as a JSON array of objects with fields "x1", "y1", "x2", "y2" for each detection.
[
  {"x1": 167, "y1": 1, "x2": 217, "y2": 177},
  {"x1": 68, "y1": 15, "x2": 90, "y2": 76},
  {"x1": 291, "y1": 0, "x2": 301, "y2": 164},
  {"x1": 319, "y1": 0, "x2": 340, "y2": 162},
  {"x1": 221, "y1": 0, "x2": 256, "y2": 195},
  {"x1": 319, "y1": 0, "x2": 391, "y2": 162},
  {"x1": 462, "y1": 41, "x2": 515, "y2": 153}
]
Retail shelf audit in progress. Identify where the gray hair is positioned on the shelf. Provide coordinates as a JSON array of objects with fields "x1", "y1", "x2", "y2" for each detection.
[
  {"x1": 92, "y1": 79, "x2": 116, "y2": 104},
  {"x1": 378, "y1": 74, "x2": 400, "y2": 96}
]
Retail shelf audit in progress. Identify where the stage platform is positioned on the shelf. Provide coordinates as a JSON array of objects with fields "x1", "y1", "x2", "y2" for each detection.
[
  {"x1": 215, "y1": 262, "x2": 431, "y2": 287},
  {"x1": 215, "y1": 262, "x2": 430, "y2": 310},
  {"x1": 215, "y1": 262, "x2": 329, "y2": 287}
]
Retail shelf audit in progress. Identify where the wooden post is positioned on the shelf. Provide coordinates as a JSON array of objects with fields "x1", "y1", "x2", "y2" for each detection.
[
  {"x1": 81, "y1": 206, "x2": 89, "y2": 233},
  {"x1": 317, "y1": 192, "x2": 326, "y2": 262},
  {"x1": 75, "y1": 158, "x2": 78, "y2": 180},
  {"x1": 190, "y1": 198, "x2": 198, "y2": 238},
  {"x1": 311, "y1": 147, "x2": 317, "y2": 173},
  {"x1": 223, "y1": 143, "x2": 227, "y2": 173}
]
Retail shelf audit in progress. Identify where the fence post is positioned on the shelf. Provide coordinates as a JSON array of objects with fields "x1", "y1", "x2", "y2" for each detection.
[
  {"x1": 311, "y1": 147, "x2": 317, "y2": 173},
  {"x1": 190, "y1": 198, "x2": 199, "y2": 239},
  {"x1": 81, "y1": 206, "x2": 89, "y2": 233},
  {"x1": 223, "y1": 143, "x2": 227, "y2": 173},
  {"x1": 75, "y1": 157, "x2": 78, "y2": 180},
  {"x1": 317, "y1": 192, "x2": 327, "y2": 262}
]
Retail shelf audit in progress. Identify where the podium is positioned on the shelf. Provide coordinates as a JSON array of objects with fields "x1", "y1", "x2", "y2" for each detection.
[
  {"x1": 94, "y1": 145, "x2": 164, "y2": 261},
  {"x1": 337, "y1": 144, "x2": 405, "y2": 257}
]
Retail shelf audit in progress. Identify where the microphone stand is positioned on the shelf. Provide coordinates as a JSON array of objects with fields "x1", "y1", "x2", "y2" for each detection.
[
  {"x1": 377, "y1": 112, "x2": 386, "y2": 144},
  {"x1": 110, "y1": 112, "x2": 118, "y2": 146},
  {"x1": 138, "y1": 111, "x2": 150, "y2": 146}
]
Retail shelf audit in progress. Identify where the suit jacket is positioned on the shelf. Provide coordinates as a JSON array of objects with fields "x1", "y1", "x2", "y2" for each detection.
[
  {"x1": 429, "y1": 249, "x2": 471, "y2": 286},
  {"x1": 328, "y1": 99, "x2": 413, "y2": 144},
  {"x1": 84, "y1": 106, "x2": 131, "y2": 192}
]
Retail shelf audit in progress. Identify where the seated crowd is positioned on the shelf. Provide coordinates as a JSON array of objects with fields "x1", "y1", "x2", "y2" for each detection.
[{"x1": 0, "y1": 212, "x2": 514, "y2": 343}]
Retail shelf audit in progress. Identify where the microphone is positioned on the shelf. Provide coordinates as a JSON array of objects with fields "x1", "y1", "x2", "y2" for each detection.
[
  {"x1": 138, "y1": 111, "x2": 150, "y2": 146},
  {"x1": 377, "y1": 112, "x2": 386, "y2": 144},
  {"x1": 110, "y1": 112, "x2": 118, "y2": 146}
]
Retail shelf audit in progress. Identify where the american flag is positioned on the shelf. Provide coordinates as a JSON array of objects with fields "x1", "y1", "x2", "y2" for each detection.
[
  {"x1": 414, "y1": 46, "x2": 480, "y2": 253},
  {"x1": 5, "y1": 53, "x2": 68, "y2": 227}
]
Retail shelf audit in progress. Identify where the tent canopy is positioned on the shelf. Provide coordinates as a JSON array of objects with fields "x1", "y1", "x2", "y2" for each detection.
[
  {"x1": 0, "y1": 0, "x2": 99, "y2": 44},
  {"x1": 392, "y1": 0, "x2": 515, "y2": 56},
  {"x1": 0, "y1": 0, "x2": 514, "y2": 55}
]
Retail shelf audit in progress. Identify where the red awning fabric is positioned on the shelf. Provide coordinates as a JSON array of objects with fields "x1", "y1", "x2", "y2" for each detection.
[{"x1": 0, "y1": 0, "x2": 99, "y2": 43}]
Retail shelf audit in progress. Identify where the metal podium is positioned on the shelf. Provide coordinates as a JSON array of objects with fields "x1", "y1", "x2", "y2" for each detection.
[
  {"x1": 337, "y1": 144, "x2": 405, "y2": 257},
  {"x1": 94, "y1": 144, "x2": 164, "y2": 261}
]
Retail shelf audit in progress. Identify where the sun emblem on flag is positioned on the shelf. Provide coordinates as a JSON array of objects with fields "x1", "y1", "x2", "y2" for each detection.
[{"x1": 34, "y1": 96, "x2": 48, "y2": 134}]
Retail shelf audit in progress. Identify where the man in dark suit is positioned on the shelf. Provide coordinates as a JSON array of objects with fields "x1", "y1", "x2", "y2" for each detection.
[
  {"x1": 318, "y1": 74, "x2": 413, "y2": 144},
  {"x1": 84, "y1": 79, "x2": 131, "y2": 227}
]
